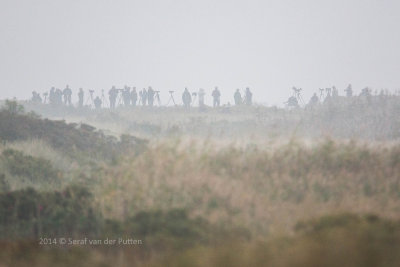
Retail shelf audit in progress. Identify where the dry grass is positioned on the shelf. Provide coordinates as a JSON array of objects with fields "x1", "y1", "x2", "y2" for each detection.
[
  {"x1": 96, "y1": 139, "x2": 400, "y2": 235},
  {"x1": 0, "y1": 140, "x2": 83, "y2": 191},
  {"x1": 4, "y1": 139, "x2": 75, "y2": 171},
  {"x1": 2, "y1": 100, "x2": 400, "y2": 266}
]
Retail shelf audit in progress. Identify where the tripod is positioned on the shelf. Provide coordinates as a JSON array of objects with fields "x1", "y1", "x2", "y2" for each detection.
[
  {"x1": 101, "y1": 90, "x2": 109, "y2": 108},
  {"x1": 116, "y1": 90, "x2": 124, "y2": 107},
  {"x1": 166, "y1": 91, "x2": 176, "y2": 106},
  {"x1": 325, "y1": 87, "x2": 332, "y2": 96},
  {"x1": 43, "y1": 93, "x2": 48, "y2": 104},
  {"x1": 154, "y1": 91, "x2": 162, "y2": 106},
  {"x1": 85, "y1": 90, "x2": 95, "y2": 108},
  {"x1": 191, "y1": 93, "x2": 197, "y2": 107},
  {"x1": 319, "y1": 88, "x2": 325, "y2": 100},
  {"x1": 292, "y1": 87, "x2": 305, "y2": 105}
]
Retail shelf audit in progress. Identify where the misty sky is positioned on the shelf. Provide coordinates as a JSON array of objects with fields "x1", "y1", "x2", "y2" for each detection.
[{"x1": 0, "y1": 0, "x2": 399, "y2": 106}]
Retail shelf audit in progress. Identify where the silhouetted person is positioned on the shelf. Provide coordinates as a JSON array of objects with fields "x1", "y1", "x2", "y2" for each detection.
[
  {"x1": 234, "y1": 89, "x2": 242, "y2": 105},
  {"x1": 345, "y1": 84, "x2": 353, "y2": 97},
  {"x1": 309, "y1": 93, "x2": 319, "y2": 106},
  {"x1": 31, "y1": 91, "x2": 42, "y2": 103},
  {"x1": 332, "y1": 86, "x2": 338, "y2": 98},
  {"x1": 198, "y1": 88, "x2": 205, "y2": 108},
  {"x1": 323, "y1": 92, "x2": 332, "y2": 104},
  {"x1": 182, "y1": 88, "x2": 192, "y2": 108},
  {"x1": 43, "y1": 92, "x2": 49, "y2": 103},
  {"x1": 94, "y1": 96, "x2": 102, "y2": 109},
  {"x1": 212, "y1": 87, "x2": 221, "y2": 107},
  {"x1": 109, "y1": 86, "x2": 118, "y2": 109},
  {"x1": 49, "y1": 87, "x2": 56, "y2": 105},
  {"x1": 78, "y1": 88, "x2": 84, "y2": 108},
  {"x1": 55, "y1": 89, "x2": 63, "y2": 105},
  {"x1": 147, "y1": 87, "x2": 155, "y2": 107},
  {"x1": 141, "y1": 88, "x2": 148, "y2": 106},
  {"x1": 63, "y1": 85, "x2": 72, "y2": 105},
  {"x1": 122, "y1": 86, "x2": 131, "y2": 107},
  {"x1": 360, "y1": 87, "x2": 371, "y2": 97},
  {"x1": 131, "y1": 87, "x2": 138, "y2": 106},
  {"x1": 245, "y1": 87, "x2": 252, "y2": 105}
]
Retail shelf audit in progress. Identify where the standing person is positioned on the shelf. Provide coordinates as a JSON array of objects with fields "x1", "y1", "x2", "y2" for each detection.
[
  {"x1": 122, "y1": 86, "x2": 131, "y2": 107},
  {"x1": 245, "y1": 87, "x2": 252, "y2": 105},
  {"x1": 182, "y1": 88, "x2": 192, "y2": 108},
  {"x1": 78, "y1": 88, "x2": 84, "y2": 108},
  {"x1": 109, "y1": 86, "x2": 118, "y2": 109},
  {"x1": 198, "y1": 88, "x2": 205, "y2": 108},
  {"x1": 360, "y1": 87, "x2": 371, "y2": 97},
  {"x1": 31, "y1": 91, "x2": 42, "y2": 103},
  {"x1": 55, "y1": 89, "x2": 63, "y2": 105},
  {"x1": 345, "y1": 84, "x2": 353, "y2": 97},
  {"x1": 147, "y1": 87, "x2": 155, "y2": 107},
  {"x1": 308, "y1": 93, "x2": 319, "y2": 106},
  {"x1": 212, "y1": 87, "x2": 221, "y2": 107},
  {"x1": 332, "y1": 86, "x2": 339, "y2": 98},
  {"x1": 63, "y1": 85, "x2": 72, "y2": 105},
  {"x1": 141, "y1": 88, "x2": 148, "y2": 106},
  {"x1": 131, "y1": 87, "x2": 138, "y2": 106},
  {"x1": 49, "y1": 87, "x2": 55, "y2": 105},
  {"x1": 234, "y1": 89, "x2": 242, "y2": 105}
]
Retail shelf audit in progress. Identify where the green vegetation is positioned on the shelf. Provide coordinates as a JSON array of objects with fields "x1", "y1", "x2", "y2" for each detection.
[
  {"x1": 1, "y1": 213, "x2": 400, "y2": 267},
  {"x1": 149, "y1": 213, "x2": 400, "y2": 267},
  {"x1": 1, "y1": 149, "x2": 59, "y2": 183},
  {"x1": 0, "y1": 102, "x2": 400, "y2": 266},
  {"x1": 0, "y1": 186, "x2": 211, "y2": 250},
  {"x1": 97, "y1": 139, "x2": 400, "y2": 235},
  {"x1": 0, "y1": 102, "x2": 147, "y2": 160},
  {"x1": 0, "y1": 186, "x2": 99, "y2": 239},
  {"x1": 2, "y1": 99, "x2": 25, "y2": 115}
]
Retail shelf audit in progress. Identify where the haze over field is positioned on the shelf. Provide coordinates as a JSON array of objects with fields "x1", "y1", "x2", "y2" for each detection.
[
  {"x1": 1, "y1": 0, "x2": 400, "y2": 105},
  {"x1": 1, "y1": 1, "x2": 400, "y2": 266}
]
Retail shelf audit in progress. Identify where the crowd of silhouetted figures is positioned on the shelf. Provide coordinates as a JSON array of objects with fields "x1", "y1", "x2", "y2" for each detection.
[
  {"x1": 287, "y1": 84, "x2": 400, "y2": 108},
  {"x1": 30, "y1": 86, "x2": 253, "y2": 109},
  {"x1": 29, "y1": 84, "x2": 399, "y2": 110}
]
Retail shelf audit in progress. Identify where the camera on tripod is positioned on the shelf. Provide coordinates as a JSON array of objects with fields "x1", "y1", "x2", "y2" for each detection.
[{"x1": 292, "y1": 87, "x2": 302, "y2": 93}]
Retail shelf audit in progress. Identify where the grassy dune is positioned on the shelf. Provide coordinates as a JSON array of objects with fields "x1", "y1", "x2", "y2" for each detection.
[
  {"x1": 22, "y1": 94, "x2": 400, "y2": 141},
  {"x1": 97, "y1": 139, "x2": 400, "y2": 235},
  {"x1": 1, "y1": 101, "x2": 400, "y2": 266}
]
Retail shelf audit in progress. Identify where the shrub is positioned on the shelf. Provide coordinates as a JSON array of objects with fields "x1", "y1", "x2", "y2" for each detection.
[
  {"x1": 0, "y1": 110, "x2": 147, "y2": 160},
  {"x1": 150, "y1": 214, "x2": 400, "y2": 267},
  {"x1": 0, "y1": 173, "x2": 9, "y2": 192},
  {"x1": 1, "y1": 149, "x2": 59, "y2": 183},
  {"x1": 1, "y1": 100, "x2": 24, "y2": 115},
  {"x1": 0, "y1": 185, "x2": 101, "y2": 239}
]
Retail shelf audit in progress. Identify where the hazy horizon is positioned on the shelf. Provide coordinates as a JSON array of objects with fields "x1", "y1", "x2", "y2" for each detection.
[{"x1": 1, "y1": 0, "x2": 399, "y2": 106}]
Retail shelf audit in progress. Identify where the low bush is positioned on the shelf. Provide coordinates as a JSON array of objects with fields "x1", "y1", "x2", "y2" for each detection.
[
  {"x1": 151, "y1": 213, "x2": 400, "y2": 267},
  {"x1": 0, "y1": 185, "x2": 101, "y2": 239},
  {"x1": 1, "y1": 149, "x2": 59, "y2": 183}
]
